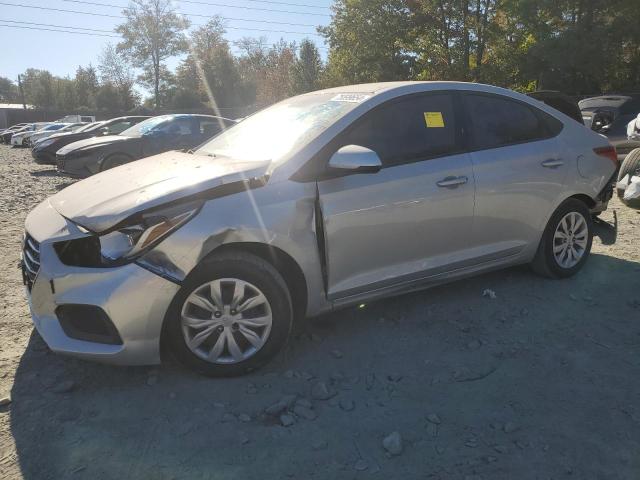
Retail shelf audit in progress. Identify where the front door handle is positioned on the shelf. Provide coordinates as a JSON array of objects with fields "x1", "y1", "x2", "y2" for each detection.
[
  {"x1": 436, "y1": 176, "x2": 468, "y2": 188},
  {"x1": 541, "y1": 159, "x2": 564, "y2": 168}
]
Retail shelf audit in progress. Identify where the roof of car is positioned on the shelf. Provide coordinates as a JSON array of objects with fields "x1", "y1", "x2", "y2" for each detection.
[{"x1": 312, "y1": 81, "x2": 504, "y2": 96}]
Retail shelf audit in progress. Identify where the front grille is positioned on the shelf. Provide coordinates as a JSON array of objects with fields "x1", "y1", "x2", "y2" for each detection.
[{"x1": 22, "y1": 233, "x2": 41, "y2": 287}]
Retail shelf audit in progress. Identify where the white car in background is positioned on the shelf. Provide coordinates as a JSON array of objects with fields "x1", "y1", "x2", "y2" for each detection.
[
  {"x1": 11, "y1": 123, "x2": 69, "y2": 147},
  {"x1": 29, "y1": 123, "x2": 87, "y2": 146}
]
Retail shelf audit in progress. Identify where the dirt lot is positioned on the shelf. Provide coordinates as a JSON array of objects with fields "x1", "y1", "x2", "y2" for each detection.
[{"x1": 0, "y1": 144, "x2": 639, "y2": 480}]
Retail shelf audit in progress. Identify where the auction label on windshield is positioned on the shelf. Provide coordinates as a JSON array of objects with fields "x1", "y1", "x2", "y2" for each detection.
[
  {"x1": 331, "y1": 93, "x2": 371, "y2": 103},
  {"x1": 424, "y1": 112, "x2": 445, "y2": 128}
]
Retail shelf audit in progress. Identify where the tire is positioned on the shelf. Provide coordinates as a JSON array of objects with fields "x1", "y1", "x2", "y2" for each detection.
[
  {"x1": 531, "y1": 198, "x2": 593, "y2": 279},
  {"x1": 100, "y1": 153, "x2": 131, "y2": 172},
  {"x1": 617, "y1": 148, "x2": 640, "y2": 199},
  {"x1": 165, "y1": 250, "x2": 293, "y2": 377}
]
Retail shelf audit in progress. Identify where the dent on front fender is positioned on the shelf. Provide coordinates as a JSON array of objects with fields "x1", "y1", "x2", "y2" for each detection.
[{"x1": 138, "y1": 181, "x2": 331, "y2": 317}]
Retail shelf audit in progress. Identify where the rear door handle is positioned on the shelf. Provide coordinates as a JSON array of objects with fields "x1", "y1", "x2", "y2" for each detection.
[
  {"x1": 436, "y1": 176, "x2": 468, "y2": 188},
  {"x1": 541, "y1": 159, "x2": 564, "y2": 168}
]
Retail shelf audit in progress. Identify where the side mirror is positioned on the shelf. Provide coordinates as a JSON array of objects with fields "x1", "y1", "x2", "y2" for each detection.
[{"x1": 328, "y1": 145, "x2": 382, "y2": 174}]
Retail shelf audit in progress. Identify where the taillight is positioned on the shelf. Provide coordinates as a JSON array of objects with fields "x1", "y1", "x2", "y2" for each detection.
[{"x1": 593, "y1": 145, "x2": 618, "y2": 166}]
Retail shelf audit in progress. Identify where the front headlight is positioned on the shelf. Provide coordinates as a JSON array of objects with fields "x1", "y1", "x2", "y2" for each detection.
[{"x1": 99, "y1": 202, "x2": 201, "y2": 263}]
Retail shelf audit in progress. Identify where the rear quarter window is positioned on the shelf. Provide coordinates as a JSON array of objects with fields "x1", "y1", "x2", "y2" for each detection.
[{"x1": 464, "y1": 93, "x2": 561, "y2": 151}]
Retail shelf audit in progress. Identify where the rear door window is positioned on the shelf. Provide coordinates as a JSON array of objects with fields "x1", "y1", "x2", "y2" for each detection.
[
  {"x1": 106, "y1": 121, "x2": 134, "y2": 135},
  {"x1": 341, "y1": 93, "x2": 461, "y2": 167},
  {"x1": 161, "y1": 117, "x2": 197, "y2": 136},
  {"x1": 199, "y1": 119, "x2": 222, "y2": 137},
  {"x1": 463, "y1": 93, "x2": 555, "y2": 150}
]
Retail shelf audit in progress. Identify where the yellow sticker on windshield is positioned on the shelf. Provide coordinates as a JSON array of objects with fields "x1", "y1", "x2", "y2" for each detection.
[{"x1": 424, "y1": 112, "x2": 445, "y2": 128}]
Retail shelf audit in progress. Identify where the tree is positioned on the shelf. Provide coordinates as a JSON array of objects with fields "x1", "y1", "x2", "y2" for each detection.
[
  {"x1": 291, "y1": 39, "x2": 323, "y2": 94},
  {"x1": 74, "y1": 65, "x2": 99, "y2": 109},
  {"x1": 174, "y1": 18, "x2": 243, "y2": 110},
  {"x1": 236, "y1": 38, "x2": 297, "y2": 106},
  {"x1": 0, "y1": 77, "x2": 18, "y2": 103},
  {"x1": 99, "y1": 43, "x2": 139, "y2": 110},
  {"x1": 20, "y1": 69, "x2": 56, "y2": 108},
  {"x1": 116, "y1": 0, "x2": 190, "y2": 108},
  {"x1": 319, "y1": 0, "x2": 414, "y2": 85}
]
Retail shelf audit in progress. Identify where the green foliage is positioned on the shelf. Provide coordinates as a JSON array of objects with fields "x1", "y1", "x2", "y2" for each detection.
[
  {"x1": 319, "y1": 0, "x2": 414, "y2": 85},
  {"x1": 0, "y1": 77, "x2": 19, "y2": 103},
  {"x1": 321, "y1": 0, "x2": 640, "y2": 94},
  {"x1": 99, "y1": 43, "x2": 139, "y2": 111},
  {"x1": 173, "y1": 19, "x2": 244, "y2": 110},
  {"x1": 291, "y1": 39, "x2": 323, "y2": 94},
  {"x1": 116, "y1": 0, "x2": 190, "y2": 108}
]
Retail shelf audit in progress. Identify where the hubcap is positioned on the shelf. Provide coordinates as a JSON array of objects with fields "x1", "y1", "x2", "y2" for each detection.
[
  {"x1": 553, "y1": 211, "x2": 588, "y2": 269},
  {"x1": 180, "y1": 278, "x2": 272, "y2": 364}
]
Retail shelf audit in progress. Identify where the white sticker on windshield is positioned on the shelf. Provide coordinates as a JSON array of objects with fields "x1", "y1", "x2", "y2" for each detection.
[{"x1": 331, "y1": 93, "x2": 371, "y2": 103}]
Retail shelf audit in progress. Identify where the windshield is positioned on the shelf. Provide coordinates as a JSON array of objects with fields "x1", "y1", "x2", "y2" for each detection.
[
  {"x1": 120, "y1": 115, "x2": 173, "y2": 137},
  {"x1": 196, "y1": 93, "x2": 364, "y2": 162},
  {"x1": 83, "y1": 121, "x2": 106, "y2": 132},
  {"x1": 42, "y1": 124, "x2": 67, "y2": 131}
]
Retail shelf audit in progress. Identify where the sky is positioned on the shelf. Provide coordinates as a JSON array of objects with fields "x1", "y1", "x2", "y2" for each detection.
[{"x1": 0, "y1": 0, "x2": 333, "y2": 91}]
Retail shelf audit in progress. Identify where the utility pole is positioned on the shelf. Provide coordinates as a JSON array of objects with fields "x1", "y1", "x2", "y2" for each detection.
[{"x1": 17, "y1": 74, "x2": 26, "y2": 109}]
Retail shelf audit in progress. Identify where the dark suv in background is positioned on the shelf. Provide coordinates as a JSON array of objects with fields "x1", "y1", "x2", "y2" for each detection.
[
  {"x1": 31, "y1": 116, "x2": 150, "y2": 165},
  {"x1": 56, "y1": 114, "x2": 236, "y2": 178},
  {"x1": 579, "y1": 95, "x2": 640, "y2": 163}
]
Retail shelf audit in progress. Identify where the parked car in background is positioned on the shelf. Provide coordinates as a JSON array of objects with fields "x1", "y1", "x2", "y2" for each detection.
[
  {"x1": 579, "y1": 95, "x2": 640, "y2": 163},
  {"x1": 28, "y1": 122, "x2": 87, "y2": 146},
  {"x1": 24, "y1": 82, "x2": 616, "y2": 376},
  {"x1": 2, "y1": 123, "x2": 41, "y2": 144},
  {"x1": 0, "y1": 123, "x2": 28, "y2": 140},
  {"x1": 57, "y1": 114, "x2": 96, "y2": 123},
  {"x1": 31, "y1": 116, "x2": 149, "y2": 165},
  {"x1": 56, "y1": 114, "x2": 236, "y2": 177},
  {"x1": 527, "y1": 91, "x2": 583, "y2": 124},
  {"x1": 11, "y1": 123, "x2": 68, "y2": 147}
]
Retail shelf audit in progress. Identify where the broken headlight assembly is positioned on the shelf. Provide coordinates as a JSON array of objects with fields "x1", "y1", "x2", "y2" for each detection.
[
  {"x1": 99, "y1": 202, "x2": 201, "y2": 263},
  {"x1": 54, "y1": 202, "x2": 201, "y2": 267}
]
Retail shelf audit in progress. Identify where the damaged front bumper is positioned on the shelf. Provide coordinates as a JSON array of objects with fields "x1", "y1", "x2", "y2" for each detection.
[{"x1": 23, "y1": 199, "x2": 180, "y2": 365}]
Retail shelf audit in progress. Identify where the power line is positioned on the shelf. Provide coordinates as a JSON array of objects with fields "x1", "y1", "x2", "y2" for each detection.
[
  {"x1": 63, "y1": 0, "x2": 330, "y2": 17},
  {"x1": 63, "y1": 0, "x2": 324, "y2": 26},
  {"x1": 0, "y1": 2, "x2": 325, "y2": 35},
  {"x1": 0, "y1": 2, "x2": 121, "y2": 18},
  {"x1": 0, "y1": 18, "x2": 329, "y2": 48},
  {"x1": 176, "y1": 0, "x2": 331, "y2": 10},
  {"x1": 0, "y1": 23, "x2": 119, "y2": 37},
  {"x1": 0, "y1": 18, "x2": 115, "y2": 33}
]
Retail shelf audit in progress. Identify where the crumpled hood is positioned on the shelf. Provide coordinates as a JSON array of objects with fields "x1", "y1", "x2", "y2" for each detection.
[
  {"x1": 50, "y1": 151, "x2": 271, "y2": 232},
  {"x1": 57, "y1": 134, "x2": 132, "y2": 155}
]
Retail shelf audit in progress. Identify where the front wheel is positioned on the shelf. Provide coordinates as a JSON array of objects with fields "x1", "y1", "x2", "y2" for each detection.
[
  {"x1": 531, "y1": 199, "x2": 593, "y2": 279},
  {"x1": 165, "y1": 251, "x2": 293, "y2": 377}
]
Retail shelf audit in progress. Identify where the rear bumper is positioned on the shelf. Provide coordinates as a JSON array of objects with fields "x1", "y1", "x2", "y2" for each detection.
[{"x1": 592, "y1": 171, "x2": 616, "y2": 213}]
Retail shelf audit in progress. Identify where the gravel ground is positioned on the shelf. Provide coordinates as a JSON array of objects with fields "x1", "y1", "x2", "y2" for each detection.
[{"x1": 0, "y1": 144, "x2": 639, "y2": 480}]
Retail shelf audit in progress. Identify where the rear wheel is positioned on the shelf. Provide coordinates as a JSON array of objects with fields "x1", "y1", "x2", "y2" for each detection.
[
  {"x1": 100, "y1": 153, "x2": 131, "y2": 172},
  {"x1": 617, "y1": 148, "x2": 640, "y2": 199},
  {"x1": 531, "y1": 199, "x2": 593, "y2": 279},
  {"x1": 166, "y1": 251, "x2": 293, "y2": 377}
]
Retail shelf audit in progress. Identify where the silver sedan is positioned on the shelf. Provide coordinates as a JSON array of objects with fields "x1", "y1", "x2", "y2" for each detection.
[{"x1": 23, "y1": 81, "x2": 617, "y2": 376}]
